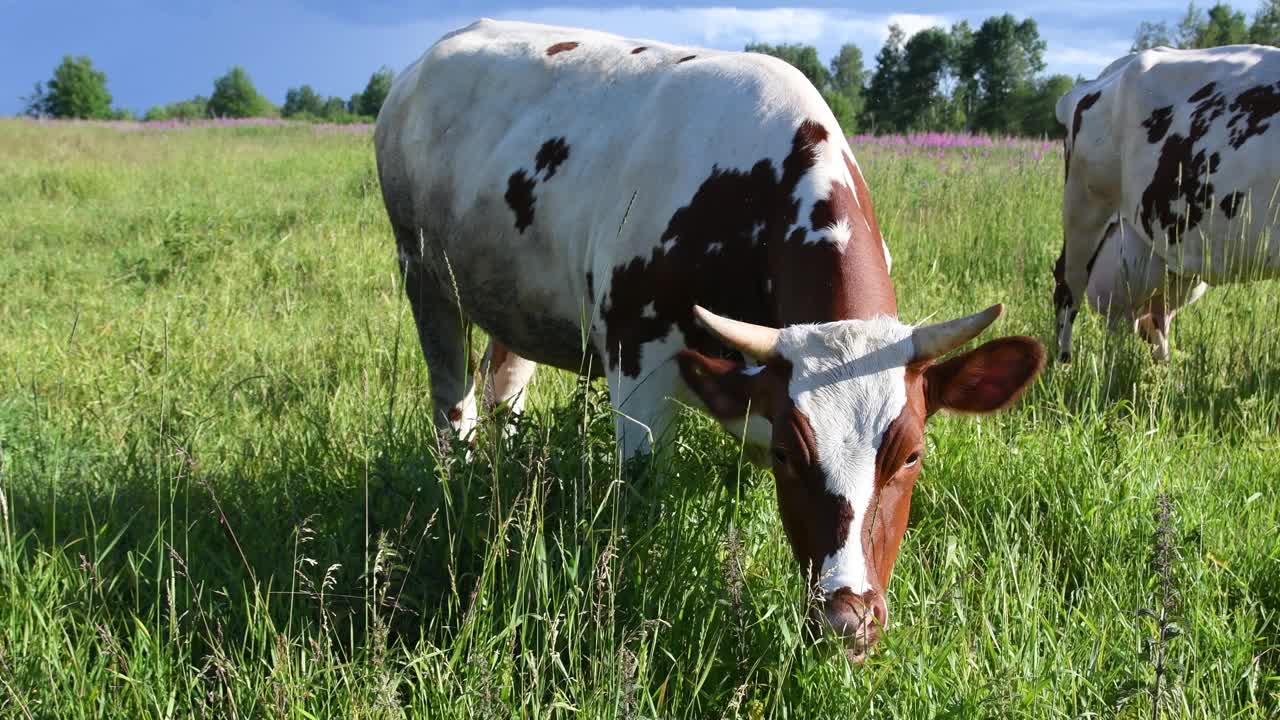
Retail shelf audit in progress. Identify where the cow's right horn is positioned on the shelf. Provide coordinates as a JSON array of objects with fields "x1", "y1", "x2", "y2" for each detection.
[
  {"x1": 692, "y1": 306, "x2": 780, "y2": 361},
  {"x1": 911, "y1": 304, "x2": 1003, "y2": 362}
]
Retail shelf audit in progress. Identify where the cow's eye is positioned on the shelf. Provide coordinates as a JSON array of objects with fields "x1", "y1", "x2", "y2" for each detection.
[
  {"x1": 771, "y1": 447, "x2": 789, "y2": 466},
  {"x1": 904, "y1": 450, "x2": 922, "y2": 468}
]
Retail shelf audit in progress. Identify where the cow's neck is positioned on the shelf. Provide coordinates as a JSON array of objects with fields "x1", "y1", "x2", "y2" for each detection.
[{"x1": 770, "y1": 234, "x2": 897, "y2": 326}]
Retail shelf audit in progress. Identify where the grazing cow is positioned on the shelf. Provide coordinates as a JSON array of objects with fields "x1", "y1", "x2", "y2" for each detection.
[
  {"x1": 1055, "y1": 45, "x2": 1280, "y2": 363},
  {"x1": 375, "y1": 19, "x2": 1044, "y2": 657}
]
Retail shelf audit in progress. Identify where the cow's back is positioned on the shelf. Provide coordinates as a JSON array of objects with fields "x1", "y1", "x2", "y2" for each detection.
[
  {"x1": 375, "y1": 19, "x2": 882, "y2": 374},
  {"x1": 1064, "y1": 45, "x2": 1280, "y2": 282}
]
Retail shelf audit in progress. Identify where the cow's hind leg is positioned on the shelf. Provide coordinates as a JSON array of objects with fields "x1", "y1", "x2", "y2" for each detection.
[
  {"x1": 398, "y1": 246, "x2": 479, "y2": 443},
  {"x1": 1057, "y1": 193, "x2": 1115, "y2": 364},
  {"x1": 481, "y1": 340, "x2": 537, "y2": 437}
]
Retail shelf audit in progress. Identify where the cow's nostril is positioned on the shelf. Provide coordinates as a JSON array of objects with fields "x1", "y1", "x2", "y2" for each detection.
[{"x1": 869, "y1": 595, "x2": 887, "y2": 627}]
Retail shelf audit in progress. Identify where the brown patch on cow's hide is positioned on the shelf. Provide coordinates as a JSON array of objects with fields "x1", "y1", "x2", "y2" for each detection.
[
  {"x1": 546, "y1": 41, "x2": 579, "y2": 56},
  {"x1": 1143, "y1": 105, "x2": 1174, "y2": 143},
  {"x1": 504, "y1": 137, "x2": 573, "y2": 233},
  {"x1": 1085, "y1": 220, "x2": 1116, "y2": 275},
  {"x1": 1227, "y1": 82, "x2": 1280, "y2": 149},
  {"x1": 1140, "y1": 88, "x2": 1225, "y2": 242},
  {"x1": 1065, "y1": 91, "x2": 1102, "y2": 181},
  {"x1": 631, "y1": 46, "x2": 648, "y2": 54},
  {"x1": 809, "y1": 180, "x2": 855, "y2": 232},
  {"x1": 505, "y1": 170, "x2": 537, "y2": 232},
  {"x1": 843, "y1": 152, "x2": 882, "y2": 244},
  {"x1": 601, "y1": 120, "x2": 838, "y2": 376},
  {"x1": 796, "y1": 120, "x2": 829, "y2": 154},
  {"x1": 535, "y1": 137, "x2": 571, "y2": 179},
  {"x1": 678, "y1": 55, "x2": 697, "y2": 63},
  {"x1": 1189, "y1": 82, "x2": 1217, "y2": 103},
  {"x1": 1220, "y1": 190, "x2": 1247, "y2": 218},
  {"x1": 1071, "y1": 91, "x2": 1102, "y2": 145},
  {"x1": 447, "y1": 407, "x2": 464, "y2": 422}
]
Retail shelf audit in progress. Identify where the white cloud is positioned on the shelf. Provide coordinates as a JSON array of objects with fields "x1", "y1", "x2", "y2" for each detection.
[
  {"x1": 1046, "y1": 46, "x2": 1128, "y2": 70},
  {"x1": 484, "y1": 6, "x2": 950, "y2": 63}
]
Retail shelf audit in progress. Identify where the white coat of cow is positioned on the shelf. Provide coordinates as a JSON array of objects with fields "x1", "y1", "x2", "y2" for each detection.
[
  {"x1": 375, "y1": 19, "x2": 1044, "y2": 656},
  {"x1": 1055, "y1": 45, "x2": 1280, "y2": 362}
]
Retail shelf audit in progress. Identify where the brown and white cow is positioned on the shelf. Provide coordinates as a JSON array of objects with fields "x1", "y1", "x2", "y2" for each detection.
[
  {"x1": 1055, "y1": 45, "x2": 1280, "y2": 363},
  {"x1": 375, "y1": 19, "x2": 1044, "y2": 657}
]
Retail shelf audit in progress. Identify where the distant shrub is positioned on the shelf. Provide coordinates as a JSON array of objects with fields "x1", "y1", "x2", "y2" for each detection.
[
  {"x1": 25, "y1": 55, "x2": 118, "y2": 119},
  {"x1": 282, "y1": 85, "x2": 325, "y2": 118},
  {"x1": 356, "y1": 67, "x2": 394, "y2": 118},
  {"x1": 209, "y1": 66, "x2": 273, "y2": 118},
  {"x1": 145, "y1": 96, "x2": 210, "y2": 121}
]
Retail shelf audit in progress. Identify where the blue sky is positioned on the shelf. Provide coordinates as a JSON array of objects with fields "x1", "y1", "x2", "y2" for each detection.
[{"x1": 2, "y1": 0, "x2": 1199, "y2": 116}]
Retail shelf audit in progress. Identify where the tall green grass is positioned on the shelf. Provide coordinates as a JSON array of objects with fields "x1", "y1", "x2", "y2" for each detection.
[{"x1": 1, "y1": 119, "x2": 1278, "y2": 718}]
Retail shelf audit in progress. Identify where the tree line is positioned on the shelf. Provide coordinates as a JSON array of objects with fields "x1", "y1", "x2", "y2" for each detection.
[
  {"x1": 22, "y1": 57, "x2": 393, "y2": 124},
  {"x1": 1132, "y1": 0, "x2": 1280, "y2": 49},
  {"x1": 748, "y1": 14, "x2": 1074, "y2": 137},
  {"x1": 20, "y1": 6, "x2": 1280, "y2": 135}
]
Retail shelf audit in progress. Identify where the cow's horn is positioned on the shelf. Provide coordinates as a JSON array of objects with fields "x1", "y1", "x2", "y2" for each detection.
[
  {"x1": 911, "y1": 304, "x2": 1003, "y2": 362},
  {"x1": 692, "y1": 306, "x2": 780, "y2": 360}
]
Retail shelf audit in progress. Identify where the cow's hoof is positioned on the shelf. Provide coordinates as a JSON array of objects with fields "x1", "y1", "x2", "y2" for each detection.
[{"x1": 1057, "y1": 351, "x2": 1072, "y2": 365}]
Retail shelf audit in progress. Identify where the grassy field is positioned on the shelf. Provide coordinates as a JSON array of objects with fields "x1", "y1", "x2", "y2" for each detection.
[{"x1": 1, "y1": 118, "x2": 1279, "y2": 719}]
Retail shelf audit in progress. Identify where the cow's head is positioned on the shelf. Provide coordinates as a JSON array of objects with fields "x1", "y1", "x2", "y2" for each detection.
[{"x1": 677, "y1": 305, "x2": 1044, "y2": 659}]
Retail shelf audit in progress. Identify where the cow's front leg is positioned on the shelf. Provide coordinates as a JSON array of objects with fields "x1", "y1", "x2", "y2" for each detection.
[{"x1": 398, "y1": 248, "x2": 479, "y2": 446}]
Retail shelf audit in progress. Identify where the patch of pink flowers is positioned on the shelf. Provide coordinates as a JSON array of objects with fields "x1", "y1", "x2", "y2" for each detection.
[{"x1": 849, "y1": 131, "x2": 1057, "y2": 151}]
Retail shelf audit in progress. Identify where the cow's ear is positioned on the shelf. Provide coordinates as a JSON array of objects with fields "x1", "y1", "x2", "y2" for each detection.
[
  {"x1": 677, "y1": 350, "x2": 770, "y2": 419},
  {"x1": 924, "y1": 337, "x2": 1045, "y2": 416}
]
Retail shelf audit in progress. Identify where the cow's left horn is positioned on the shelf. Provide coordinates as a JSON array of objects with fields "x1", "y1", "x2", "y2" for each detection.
[
  {"x1": 911, "y1": 304, "x2": 1003, "y2": 362},
  {"x1": 692, "y1": 306, "x2": 780, "y2": 360}
]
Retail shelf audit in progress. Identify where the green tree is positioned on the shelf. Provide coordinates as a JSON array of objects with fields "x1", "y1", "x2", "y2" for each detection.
[
  {"x1": 968, "y1": 15, "x2": 1047, "y2": 134},
  {"x1": 1132, "y1": 20, "x2": 1176, "y2": 50},
  {"x1": 744, "y1": 42, "x2": 832, "y2": 89},
  {"x1": 282, "y1": 85, "x2": 325, "y2": 118},
  {"x1": 864, "y1": 24, "x2": 908, "y2": 132},
  {"x1": 1199, "y1": 2, "x2": 1249, "y2": 45},
  {"x1": 1177, "y1": 2, "x2": 1209, "y2": 47},
  {"x1": 208, "y1": 66, "x2": 272, "y2": 118},
  {"x1": 1022, "y1": 74, "x2": 1076, "y2": 137},
  {"x1": 357, "y1": 66, "x2": 395, "y2": 117},
  {"x1": 898, "y1": 27, "x2": 954, "y2": 130},
  {"x1": 828, "y1": 44, "x2": 867, "y2": 121},
  {"x1": 1251, "y1": 0, "x2": 1280, "y2": 44},
  {"x1": 25, "y1": 55, "x2": 114, "y2": 119},
  {"x1": 949, "y1": 21, "x2": 978, "y2": 130},
  {"x1": 822, "y1": 90, "x2": 859, "y2": 133},
  {"x1": 321, "y1": 96, "x2": 349, "y2": 119}
]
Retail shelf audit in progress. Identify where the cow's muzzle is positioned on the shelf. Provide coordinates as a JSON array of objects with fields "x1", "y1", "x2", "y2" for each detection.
[{"x1": 817, "y1": 587, "x2": 887, "y2": 661}]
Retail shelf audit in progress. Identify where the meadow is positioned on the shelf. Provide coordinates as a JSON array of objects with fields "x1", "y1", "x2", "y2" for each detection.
[{"x1": 1, "y1": 118, "x2": 1278, "y2": 719}]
